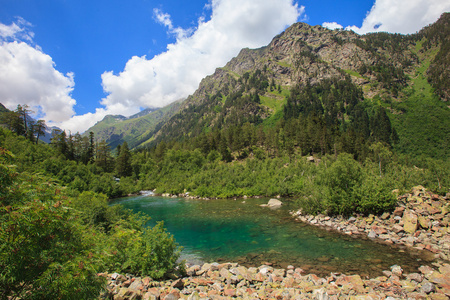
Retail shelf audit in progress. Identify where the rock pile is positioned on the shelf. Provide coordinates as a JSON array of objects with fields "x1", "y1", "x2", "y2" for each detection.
[
  {"x1": 292, "y1": 186, "x2": 450, "y2": 261},
  {"x1": 100, "y1": 261, "x2": 450, "y2": 299}
]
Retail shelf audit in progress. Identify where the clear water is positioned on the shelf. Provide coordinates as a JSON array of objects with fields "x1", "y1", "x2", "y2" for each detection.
[{"x1": 112, "y1": 195, "x2": 433, "y2": 277}]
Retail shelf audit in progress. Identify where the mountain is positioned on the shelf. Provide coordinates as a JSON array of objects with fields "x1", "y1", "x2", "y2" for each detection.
[
  {"x1": 143, "y1": 13, "x2": 449, "y2": 159},
  {"x1": 84, "y1": 100, "x2": 182, "y2": 150}
]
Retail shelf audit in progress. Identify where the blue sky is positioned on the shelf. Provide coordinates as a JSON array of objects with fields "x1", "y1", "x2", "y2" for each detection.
[{"x1": 1, "y1": 0, "x2": 449, "y2": 132}]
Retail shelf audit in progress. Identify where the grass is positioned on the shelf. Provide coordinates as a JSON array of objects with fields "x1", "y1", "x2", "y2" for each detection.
[
  {"x1": 276, "y1": 61, "x2": 292, "y2": 68},
  {"x1": 388, "y1": 44, "x2": 450, "y2": 159},
  {"x1": 343, "y1": 69, "x2": 364, "y2": 79},
  {"x1": 260, "y1": 88, "x2": 288, "y2": 127},
  {"x1": 260, "y1": 94, "x2": 285, "y2": 113}
]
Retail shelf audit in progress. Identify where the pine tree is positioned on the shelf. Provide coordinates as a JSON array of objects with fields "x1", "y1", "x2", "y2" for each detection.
[
  {"x1": 116, "y1": 142, "x2": 132, "y2": 177},
  {"x1": 34, "y1": 120, "x2": 46, "y2": 144},
  {"x1": 96, "y1": 140, "x2": 114, "y2": 172}
]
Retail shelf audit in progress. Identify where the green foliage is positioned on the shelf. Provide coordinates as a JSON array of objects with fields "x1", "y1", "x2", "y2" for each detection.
[
  {"x1": 0, "y1": 148, "x2": 15, "y2": 202},
  {"x1": 388, "y1": 56, "x2": 450, "y2": 159},
  {"x1": 116, "y1": 141, "x2": 133, "y2": 177},
  {"x1": 318, "y1": 154, "x2": 363, "y2": 215},
  {"x1": 0, "y1": 129, "x2": 184, "y2": 299},
  {"x1": 0, "y1": 156, "x2": 105, "y2": 299},
  {"x1": 298, "y1": 154, "x2": 397, "y2": 216},
  {"x1": 112, "y1": 221, "x2": 182, "y2": 278},
  {"x1": 419, "y1": 12, "x2": 450, "y2": 101}
]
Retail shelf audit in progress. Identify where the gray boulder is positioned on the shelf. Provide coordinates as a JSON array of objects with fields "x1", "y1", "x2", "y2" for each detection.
[{"x1": 267, "y1": 199, "x2": 283, "y2": 207}]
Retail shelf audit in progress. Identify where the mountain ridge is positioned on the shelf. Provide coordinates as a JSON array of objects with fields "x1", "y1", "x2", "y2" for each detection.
[
  {"x1": 56, "y1": 14, "x2": 450, "y2": 158},
  {"x1": 145, "y1": 14, "x2": 449, "y2": 159},
  {"x1": 84, "y1": 100, "x2": 183, "y2": 150}
]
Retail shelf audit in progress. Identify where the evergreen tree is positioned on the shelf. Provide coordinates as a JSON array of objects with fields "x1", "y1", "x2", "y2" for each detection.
[
  {"x1": 34, "y1": 120, "x2": 46, "y2": 144},
  {"x1": 66, "y1": 133, "x2": 75, "y2": 161},
  {"x1": 15, "y1": 104, "x2": 32, "y2": 135},
  {"x1": 116, "y1": 142, "x2": 132, "y2": 177},
  {"x1": 371, "y1": 107, "x2": 393, "y2": 145},
  {"x1": 1, "y1": 111, "x2": 24, "y2": 135},
  {"x1": 96, "y1": 140, "x2": 114, "y2": 172},
  {"x1": 80, "y1": 132, "x2": 95, "y2": 164},
  {"x1": 26, "y1": 120, "x2": 35, "y2": 143}
]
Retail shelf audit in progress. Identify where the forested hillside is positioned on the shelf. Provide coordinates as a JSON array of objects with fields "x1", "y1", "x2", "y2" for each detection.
[
  {"x1": 147, "y1": 13, "x2": 449, "y2": 161},
  {"x1": 83, "y1": 99, "x2": 183, "y2": 150},
  {"x1": 66, "y1": 14, "x2": 450, "y2": 161}
]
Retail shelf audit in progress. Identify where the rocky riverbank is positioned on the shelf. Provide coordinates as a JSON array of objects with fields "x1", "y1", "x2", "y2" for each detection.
[
  {"x1": 101, "y1": 260, "x2": 450, "y2": 299},
  {"x1": 104, "y1": 186, "x2": 450, "y2": 299},
  {"x1": 291, "y1": 186, "x2": 450, "y2": 262}
]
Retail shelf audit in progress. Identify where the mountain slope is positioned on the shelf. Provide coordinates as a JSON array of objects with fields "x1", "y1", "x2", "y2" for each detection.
[
  {"x1": 145, "y1": 14, "x2": 449, "y2": 159},
  {"x1": 85, "y1": 100, "x2": 182, "y2": 150}
]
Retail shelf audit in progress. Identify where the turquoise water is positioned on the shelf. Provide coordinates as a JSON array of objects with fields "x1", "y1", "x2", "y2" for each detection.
[{"x1": 112, "y1": 195, "x2": 433, "y2": 277}]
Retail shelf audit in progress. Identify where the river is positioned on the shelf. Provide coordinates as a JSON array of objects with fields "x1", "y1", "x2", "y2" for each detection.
[{"x1": 112, "y1": 195, "x2": 432, "y2": 277}]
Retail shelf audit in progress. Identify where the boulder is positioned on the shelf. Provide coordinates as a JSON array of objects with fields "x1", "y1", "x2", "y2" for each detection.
[
  {"x1": 371, "y1": 225, "x2": 387, "y2": 235},
  {"x1": 267, "y1": 199, "x2": 283, "y2": 208},
  {"x1": 390, "y1": 265, "x2": 403, "y2": 277},
  {"x1": 368, "y1": 230, "x2": 377, "y2": 239},
  {"x1": 418, "y1": 216, "x2": 431, "y2": 229},
  {"x1": 380, "y1": 212, "x2": 390, "y2": 220},
  {"x1": 421, "y1": 282, "x2": 436, "y2": 294},
  {"x1": 392, "y1": 224, "x2": 404, "y2": 233},
  {"x1": 393, "y1": 206, "x2": 405, "y2": 217},
  {"x1": 402, "y1": 210, "x2": 418, "y2": 234}
]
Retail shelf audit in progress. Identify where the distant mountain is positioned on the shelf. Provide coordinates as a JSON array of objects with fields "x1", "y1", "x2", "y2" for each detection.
[
  {"x1": 128, "y1": 107, "x2": 159, "y2": 120},
  {"x1": 84, "y1": 100, "x2": 182, "y2": 149}
]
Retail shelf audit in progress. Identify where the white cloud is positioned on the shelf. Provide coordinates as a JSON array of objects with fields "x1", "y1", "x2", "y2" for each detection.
[
  {"x1": 322, "y1": 22, "x2": 343, "y2": 30},
  {"x1": 59, "y1": 103, "x2": 140, "y2": 134},
  {"x1": 0, "y1": 17, "x2": 34, "y2": 42},
  {"x1": 341, "y1": 0, "x2": 450, "y2": 34},
  {"x1": 98, "y1": 0, "x2": 303, "y2": 131},
  {"x1": 153, "y1": 8, "x2": 193, "y2": 40},
  {"x1": 0, "y1": 20, "x2": 76, "y2": 125}
]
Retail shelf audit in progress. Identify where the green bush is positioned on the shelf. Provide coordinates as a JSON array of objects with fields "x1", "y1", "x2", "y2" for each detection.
[
  {"x1": 0, "y1": 175, "x2": 105, "y2": 299},
  {"x1": 0, "y1": 142, "x2": 184, "y2": 299}
]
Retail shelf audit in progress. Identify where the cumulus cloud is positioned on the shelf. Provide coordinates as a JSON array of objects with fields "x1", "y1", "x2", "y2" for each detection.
[
  {"x1": 0, "y1": 19, "x2": 76, "y2": 125},
  {"x1": 322, "y1": 22, "x2": 343, "y2": 30},
  {"x1": 327, "y1": 0, "x2": 450, "y2": 35},
  {"x1": 99, "y1": 0, "x2": 303, "y2": 129},
  {"x1": 1, "y1": 1, "x2": 304, "y2": 133}
]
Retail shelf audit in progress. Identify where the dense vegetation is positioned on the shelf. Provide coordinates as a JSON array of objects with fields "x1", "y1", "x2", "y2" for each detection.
[
  {"x1": 420, "y1": 13, "x2": 450, "y2": 101},
  {"x1": 0, "y1": 128, "x2": 182, "y2": 299}
]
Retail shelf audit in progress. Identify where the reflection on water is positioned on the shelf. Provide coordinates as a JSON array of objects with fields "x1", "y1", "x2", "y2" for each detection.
[{"x1": 112, "y1": 196, "x2": 433, "y2": 277}]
